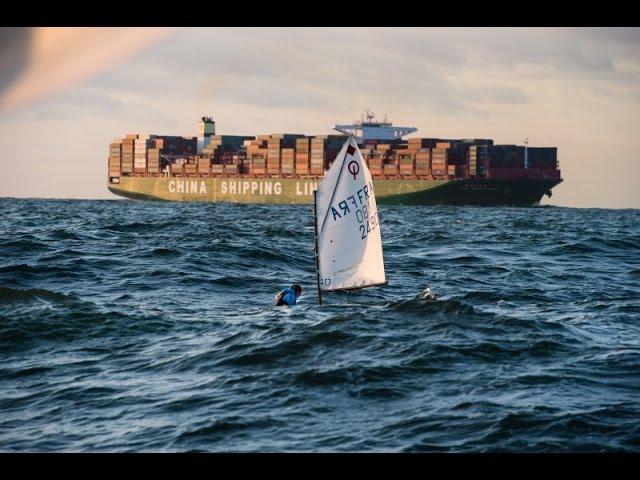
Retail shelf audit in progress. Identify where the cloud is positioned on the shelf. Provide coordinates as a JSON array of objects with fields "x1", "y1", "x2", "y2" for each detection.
[
  {"x1": 88, "y1": 28, "x2": 470, "y2": 115},
  {"x1": 87, "y1": 28, "x2": 640, "y2": 120},
  {"x1": 0, "y1": 28, "x2": 32, "y2": 98},
  {"x1": 10, "y1": 86, "x2": 127, "y2": 121},
  {"x1": 455, "y1": 85, "x2": 528, "y2": 105},
  {"x1": 0, "y1": 27, "x2": 175, "y2": 113}
]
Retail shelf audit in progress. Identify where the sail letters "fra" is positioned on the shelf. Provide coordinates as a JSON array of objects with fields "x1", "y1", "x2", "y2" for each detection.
[{"x1": 331, "y1": 182, "x2": 372, "y2": 221}]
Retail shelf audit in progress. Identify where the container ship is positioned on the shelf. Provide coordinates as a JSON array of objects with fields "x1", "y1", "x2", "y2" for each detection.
[{"x1": 107, "y1": 111, "x2": 562, "y2": 205}]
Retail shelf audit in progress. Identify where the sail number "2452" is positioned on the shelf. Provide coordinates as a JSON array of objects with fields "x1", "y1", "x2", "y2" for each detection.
[{"x1": 356, "y1": 205, "x2": 379, "y2": 239}]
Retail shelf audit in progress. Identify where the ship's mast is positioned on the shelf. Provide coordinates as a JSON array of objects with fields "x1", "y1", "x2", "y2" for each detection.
[
  {"x1": 363, "y1": 108, "x2": 374, "y2": 124},
  {"x1": 524, "y1": 137, "x2": 529, "y2": 169}
]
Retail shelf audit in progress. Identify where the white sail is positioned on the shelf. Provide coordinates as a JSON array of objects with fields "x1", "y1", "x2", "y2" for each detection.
[{"x1": 315, "y1": 135, "x2": 386, "y2": 292}]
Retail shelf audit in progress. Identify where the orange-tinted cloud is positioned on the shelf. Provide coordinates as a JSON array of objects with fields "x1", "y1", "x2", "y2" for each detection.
[{"x1": 0, "y1": 27, "x2": 175, "y2": 113}]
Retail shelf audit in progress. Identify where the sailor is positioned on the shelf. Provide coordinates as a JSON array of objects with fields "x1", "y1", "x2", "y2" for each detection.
[{"x1": 274, "y1": 284, "x2": 302, "y2": 307}]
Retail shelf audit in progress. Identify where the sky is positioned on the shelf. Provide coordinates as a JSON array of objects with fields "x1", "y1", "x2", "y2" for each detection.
[{"x1": 0, "y1": 27, "x2": 638, "y2": 208}]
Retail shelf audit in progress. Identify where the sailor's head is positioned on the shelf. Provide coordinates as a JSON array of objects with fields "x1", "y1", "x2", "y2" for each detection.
[{"x1": 291, "y1": 284, "x2": 302, "y2": 297}]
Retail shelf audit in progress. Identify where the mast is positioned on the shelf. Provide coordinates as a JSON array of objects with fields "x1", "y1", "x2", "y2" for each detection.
[
  {"x1": 313, "y1": 189, "x2": 322, "y2": 305},
  {"x1": 524, "y1": 137, "x2": 529, "y2": 169}
]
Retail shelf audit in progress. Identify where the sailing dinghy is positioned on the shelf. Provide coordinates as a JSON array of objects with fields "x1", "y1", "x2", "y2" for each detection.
[{"x1": 313, "y1": 135, "x2": 387, "y2": 304}]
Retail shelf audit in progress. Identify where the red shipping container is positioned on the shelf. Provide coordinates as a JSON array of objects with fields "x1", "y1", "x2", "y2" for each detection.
[{"x1": 487, "y1": 167, "x2": 526, "y2": 179}]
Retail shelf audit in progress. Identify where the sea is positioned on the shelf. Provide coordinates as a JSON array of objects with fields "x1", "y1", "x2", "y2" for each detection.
[{"x1": 0, "y1": 198, "x2": 638, "y2": 452}]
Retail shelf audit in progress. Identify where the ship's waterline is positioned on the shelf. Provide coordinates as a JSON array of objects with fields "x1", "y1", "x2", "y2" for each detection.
[{"x1": 108, "y1": 176, "x2": 560, "y2": 205}]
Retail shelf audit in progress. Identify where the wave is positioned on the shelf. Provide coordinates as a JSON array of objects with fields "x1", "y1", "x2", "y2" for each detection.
[
  {"x1": 386, "y1": 295, "x2": 479, "y2": 316},
  {"x1": 0, "y1": 286, "x2": 73, "y2": 304},
  {"x1": 100, "y1": 221, "x2": 178, "y2": 233},
  {"x1": 1, "y1": 199, "x2": 638, "y2": 452},
  {"x1": 175, "y1": 417, "x2": 283, "y2": 445}
]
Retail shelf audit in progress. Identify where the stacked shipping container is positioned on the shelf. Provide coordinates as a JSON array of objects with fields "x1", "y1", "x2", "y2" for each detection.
[
  {"x1": 109, "y1": 131, "x2": 559, "y2": 182},
  {"x1": 527, "y1": 147, "x2": 557, "y2": 169},
  {"x1": 281, "y1": 148, "x2": 295, "y2": 175},
  {"x1": 397, "y1": 151, "x2": 414, "y2": 176},
  {"x1": 468, "y1": 145, "x2": 488, "y2": 178},
  {"x1": 415, "y1": 149, "x2": 430, "y2": 176},
  {"x1": 121, "y1": 135, "x2": 135, "y2": 174},
  {"x1": 431, "y1": 143, "x2": 449, "y2": 177},
  {"x1": 108, "y1": 141, "x2": 121, "y2": 177},
  {"x1": 310, "y1": 136, "x2": 325, "y2": 175},
  {"x1": 267, "y1": 137, "x2": 281, "y2": 174},
  {"x1": 134, "y1": 135, "x2": 156, "y2": 173},
  {"x1": 295, "y1": 137, "x2": 310, "y2": 174}
]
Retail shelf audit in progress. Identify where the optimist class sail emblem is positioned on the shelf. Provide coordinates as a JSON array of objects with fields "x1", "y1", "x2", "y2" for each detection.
[
  {"x1": 347, "y1": 144, "x2": 359, "y2": 179},
  {"x1": 348, "y1": 161, "x2": 359, "y2": 180}
]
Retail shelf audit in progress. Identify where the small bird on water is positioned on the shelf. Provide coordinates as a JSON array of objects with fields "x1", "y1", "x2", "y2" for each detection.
[{"x1": 421, "y1": 287, "x2": 437, "y2": 301}]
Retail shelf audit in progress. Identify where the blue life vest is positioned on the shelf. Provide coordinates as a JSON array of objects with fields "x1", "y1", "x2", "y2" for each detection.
[{"x1": 277, "y1": 287, "x2": 297, "y2": 306}]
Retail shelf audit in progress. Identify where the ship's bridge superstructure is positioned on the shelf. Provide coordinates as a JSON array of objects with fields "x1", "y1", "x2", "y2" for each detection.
[{"x1": 334, "y1": 109, "x2": 417, "y2": 143}]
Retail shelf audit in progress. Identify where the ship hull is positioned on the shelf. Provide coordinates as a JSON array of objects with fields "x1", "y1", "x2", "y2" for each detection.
[{"x1": 108, "y1": 176, "x2": 562, "y2": 206}]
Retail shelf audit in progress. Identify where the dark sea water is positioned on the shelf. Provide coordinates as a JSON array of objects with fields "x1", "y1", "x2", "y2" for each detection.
[{"x1": 0, "y1": 198, "x2": 639, "y2": 452}]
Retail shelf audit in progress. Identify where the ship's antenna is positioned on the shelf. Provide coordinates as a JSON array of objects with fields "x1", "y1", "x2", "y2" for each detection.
[
  {"x1": 365, "y1": 109, "x2": 374, "y2": 123},
  {"x1": 524, "y1": 137, "x2": 529, "y2": 169}
]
